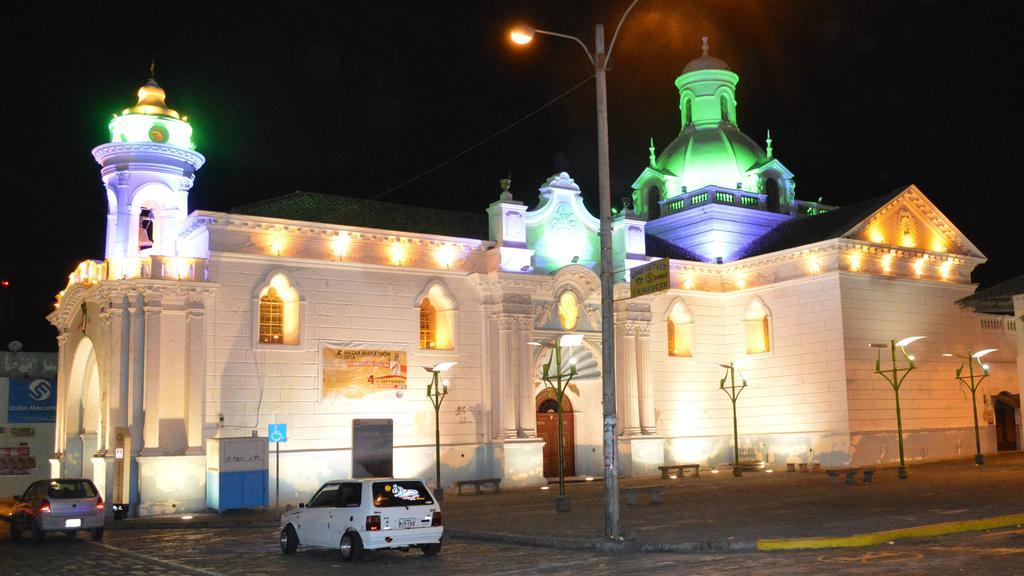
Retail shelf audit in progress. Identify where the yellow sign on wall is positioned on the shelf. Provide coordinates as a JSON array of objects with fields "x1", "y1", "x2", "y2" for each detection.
[
  {"x1": 323, "y1": 348, "x2": 407, "y2": 399},
  {"x1": 630, "y1": 258, "x2": 670, "y2": 298}
]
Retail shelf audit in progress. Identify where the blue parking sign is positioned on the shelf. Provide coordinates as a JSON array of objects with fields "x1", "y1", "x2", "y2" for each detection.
[{"x1": 268, "y1": 423, "x2": 287, "y2": 443}]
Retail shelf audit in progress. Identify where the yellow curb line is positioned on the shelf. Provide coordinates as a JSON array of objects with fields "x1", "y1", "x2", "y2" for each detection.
[{"x1": 757, "y1": 512, "x2": 1024, "y2": 551}]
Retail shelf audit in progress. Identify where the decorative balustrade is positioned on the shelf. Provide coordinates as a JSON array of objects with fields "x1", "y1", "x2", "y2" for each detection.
[{"x1": 658, "y1": 186, "x2": 838, "y2": 217}]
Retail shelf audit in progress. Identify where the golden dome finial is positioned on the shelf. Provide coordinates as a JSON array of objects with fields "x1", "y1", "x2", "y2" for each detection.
[{"x1": 121, "y1": 56, "x2": 181, "y2": 120}]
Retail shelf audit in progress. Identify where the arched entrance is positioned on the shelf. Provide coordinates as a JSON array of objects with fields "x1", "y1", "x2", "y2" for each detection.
[
  {"x1": 993, "y1": 392, "x2": 1020, "y2": 452},
  {"x1": 65, "y1": 336, "x2": 101, "y2": 478},
  {"x1": 536, "y1": 390, "x2": 575, "y2": 478}
]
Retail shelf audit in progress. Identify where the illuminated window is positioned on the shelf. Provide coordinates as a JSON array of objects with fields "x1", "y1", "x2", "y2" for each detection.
[
  {"x1": 743, "y1": 299, "x2": 771, "y2": 355},
  {"x1": 685, "y1": 99, "x2": 693, "y2": 125},
  {"x1": 419, "y1": 299, "x2": 436, "y2": 349},
  {"x1": 256, "y1": 273, "x2": 301, "y2": 346},
  {"x1": 720, "y1": 95, "x2": 729, "y2": 122},
  {"x1": 259, "y1": 287, "x2": 284, "y2": 344},
  {"x1": 666, "y1": 300, "x2": 694, "y2": 357},
  {"x1": 418, "y1": 284, "x2": 455, "y2": 350},
  {"x1": 558, "y1": 291, "x2": 579, "y2": 331}
]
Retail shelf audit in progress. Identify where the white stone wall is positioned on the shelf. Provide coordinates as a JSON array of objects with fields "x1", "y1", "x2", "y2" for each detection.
[
  {"x1": 839, "y1": 273, "x2": 1020, "y2": 465},
  {"x1": 650, "y1": 273, "x2": 852, "y2": 467},
  {"x1": 204, "y1": 254, "x2": 490, "y2": 498}
]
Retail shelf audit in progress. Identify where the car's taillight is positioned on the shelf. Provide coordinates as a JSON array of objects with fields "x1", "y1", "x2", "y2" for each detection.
[
  {"x1": 431, "y1": 511, "x2": 442, "y2": 527},
  {"x1": 366, "y1": 515, "x2": 381, "y2": 531},
  {"x1": 39, "y1": 499, "x2": 51, "y2": 514},
  {"x1": 96, "y1": 496, "x2": 104, "y2": 511}
]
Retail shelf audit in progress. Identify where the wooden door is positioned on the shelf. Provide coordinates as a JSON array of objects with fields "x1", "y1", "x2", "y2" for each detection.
[
  {"x1": 994, "y1": 396, "x2": 1019, "y2": 451},
  {"x1": 537, "y1": 394, "x2": 575, "y2": 478}
]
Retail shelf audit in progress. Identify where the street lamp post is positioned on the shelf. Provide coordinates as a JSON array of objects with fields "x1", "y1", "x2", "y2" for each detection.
[
  {"x1": 944, "y1": 349, "x2": 997, "y2": 465},
  {"x1": 510, "y1": 0, "x2": 639, "y2": 540},
  {"x1": 870, "y1": 337, "x2": 924, "y2": 479},
  {"x1": 531, "y1": 334, "x2": 583, "y2": 512},
  {"x1": 425, "y1": 361, "x2": 457, "y2": 501},
  {"x1": 718, "y1": 362, "x2": 748, "y2": 477}
]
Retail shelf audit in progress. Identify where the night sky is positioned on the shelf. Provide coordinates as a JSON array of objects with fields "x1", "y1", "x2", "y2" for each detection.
[{"x1": 3, "y1": 1, "x2": 1022, "y2": 352}]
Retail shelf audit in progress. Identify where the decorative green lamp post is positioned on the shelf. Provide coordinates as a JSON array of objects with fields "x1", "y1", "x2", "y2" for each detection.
[
  {"x1": 425, "y1": 361, "x2": 457, "y2": 500},
  {"x1": 870, "y1": 337, "x2": 924, "y2": 479},
  {"x1": 718, "y1": 362, "x2": 748, "y2": 477},
  {"x1": 531, "y1": 333, "x2": 583, "y2": 512},
  {"x1": 944, "y1": 349, "x2": 997, "y2": 465}
]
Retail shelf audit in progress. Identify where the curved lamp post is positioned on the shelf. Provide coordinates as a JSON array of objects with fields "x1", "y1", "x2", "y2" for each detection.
[
  {"x1": 870, "y1": 336, "x2": 924, "y2": 479},
  {"x1": 530, "y1": 333, "x2": 583, "y2": 512},
  {"x1": 943, "y1": 349, "x2": 997, "y2": 465},
  {"x1": 510, "y1": 0, "x2": 639, "y2": 540},
  {"x1": 718, "y1": 362, "x2": 748, "y2": 477},
  {"x1": 425, "y1": 361, "x2": 457, "y2": 500}
]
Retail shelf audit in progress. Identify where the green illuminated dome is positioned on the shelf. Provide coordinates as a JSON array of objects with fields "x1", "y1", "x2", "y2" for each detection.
[{"x1": 655, "y1": 37, "x2": 767, "y2": 192}]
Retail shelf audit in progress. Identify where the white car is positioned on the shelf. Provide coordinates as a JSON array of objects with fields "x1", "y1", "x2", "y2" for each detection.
[
  {"x1": 8, "y1": 478, "x2": 105, "y2": 541},
  {"x1": 280, "y1": 478, "x2": 443, "y2": 560}
]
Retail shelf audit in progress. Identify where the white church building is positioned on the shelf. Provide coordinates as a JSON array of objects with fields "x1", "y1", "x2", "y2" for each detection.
[{"x1": 48, "y1": 43, "x2": 1020, "y2": 515}]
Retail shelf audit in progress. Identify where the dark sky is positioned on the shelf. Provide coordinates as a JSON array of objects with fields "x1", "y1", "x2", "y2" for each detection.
[{"x1": 3, "y1": 1, "x2": 1022, "y2": 352}]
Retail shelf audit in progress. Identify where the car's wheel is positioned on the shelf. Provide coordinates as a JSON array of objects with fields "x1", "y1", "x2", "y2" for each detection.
[
  {"x1": 421, "y1": 540, "x2": 442, "y2": 557},
  {"x1": 92, "y1": 528, "x2": 104, "y2": 541},
  {"x1": 339, "y1": 531, "x2": 363, "y2": 562},
  {"x1": 280, "y1": 525, "x2": 298, "y2": 555},
  {"x1": 31, "y1": 520, "x2": 45, "y2": 543}
]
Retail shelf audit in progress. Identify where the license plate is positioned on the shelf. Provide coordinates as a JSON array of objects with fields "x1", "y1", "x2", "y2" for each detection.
[
  {"x1": 65, "y1": 518, "x2": 82, "y2": 528},
  {"x1": 398, "y1": 518, "x2": 416, "y2": 529}
]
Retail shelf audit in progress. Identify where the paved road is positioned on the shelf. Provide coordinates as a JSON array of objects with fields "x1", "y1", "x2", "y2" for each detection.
[{"x1": 3, "y1": 523, "x2": 1024, "y2": 575}]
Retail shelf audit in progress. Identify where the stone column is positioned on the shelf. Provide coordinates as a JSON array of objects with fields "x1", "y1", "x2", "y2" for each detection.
[
  {"x1": 636, "y1": 323, "x2": 656, "y2": 434},
  {"x1": 127, "y1": 293, "x2": 145, "y2": 513},
  {"x1": 515, "y1": 316, "x2": 535, "y2": 438},
  {"x1": 142, "y1": 302, "x2": 161, "y2": 453},
  {"x1": 186, "y1": 308, "x2": 206, "y2": 452},
  {"x1": 54, "y1": 331, "x2": 69, "y2": 458},
  {"x1": 497, "y1": 315, "x2": 517, "y2": 438},
  {"x1": 621, "y1": 323, "x2": 641, "y2": 436}
]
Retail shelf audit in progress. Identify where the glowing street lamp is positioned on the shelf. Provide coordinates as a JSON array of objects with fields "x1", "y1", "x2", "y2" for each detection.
[
  {"x1": 943, "y1": 349, "x2": 997, "y2": 465},
  {"x1": 530, "y1": 333, "x2": 583, "y2": 512},
  {"x1": 717, "y1": 362, "x2": 748, "y2": 477},
  {"x1": 870, "y1": 336, "x2": 925, "y2": 479},
  {"x1": 511, "y1": 0, "x2": 639, "y2": 539},
  {"x1": 424, "y1": 361, "x2": 457, "y2": 500}
]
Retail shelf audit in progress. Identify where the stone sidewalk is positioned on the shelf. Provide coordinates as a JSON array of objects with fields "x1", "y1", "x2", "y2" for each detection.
[{"x1": 13, "y1": 453, "x2": 1023, "y2": 551}]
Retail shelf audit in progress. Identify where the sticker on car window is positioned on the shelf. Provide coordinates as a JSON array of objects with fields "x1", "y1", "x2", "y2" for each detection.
[{"x1": 392, "y1": 485, "x2": 421, "y2": 501}]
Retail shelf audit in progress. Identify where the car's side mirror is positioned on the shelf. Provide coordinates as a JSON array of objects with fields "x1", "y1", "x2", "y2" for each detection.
[{"x1": 298, "y1": 502, "x2": 305, "y2": 508}]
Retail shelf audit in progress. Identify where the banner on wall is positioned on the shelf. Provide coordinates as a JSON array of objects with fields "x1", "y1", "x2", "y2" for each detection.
[
  {"x1": 323, "y1": 346, "x2": 407, "y2": 399},
  {"x1": 0, "y1": 446, "x2": 36, "y2": 476},
  {"x1": 7, "y1": 378, "x2": 57, "y2": 423}
]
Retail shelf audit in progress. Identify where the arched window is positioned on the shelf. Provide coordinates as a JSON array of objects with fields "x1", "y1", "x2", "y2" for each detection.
[
  {"x1": 418, "y1": 284, "x2": 455, "y2": 350},
  {"x1": 666, "y1": 300, "x2": 694, "y2": 357},
  {"x1": 259, "y1": 287, "x2": 284, "y2": 344},
  {"x1": 647, "y1": 186, "x2": 661, "y2": 220},
  {"x1": 720, "y1": 95, "x2": 729, "y2": 123},
  {"x1": 765, "y1": 178, "x2": 780, "y2": 212},
  {"x1": 257, "y1": 273, "x2": 301, "y2": 346},
  {"x1": 743, "y1": 299, "x2": 771, "y2": 355},
  {"x1": 685, "y1": 99, "x2": 693, "y2": 125},
  {"x1": 558, "y1": 291, "x2": 579, "y2": 331},
  {"x1": 419, "y1": 298, "x2": 436, "y2": 349}
]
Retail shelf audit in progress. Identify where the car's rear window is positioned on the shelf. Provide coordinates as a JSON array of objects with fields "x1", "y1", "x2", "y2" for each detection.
[
  {"x1": 371, "y1": 481, "x2": 433, "y2": 507},
  {"x1": 46, "y1": 480, "x2": 96, "y2": 499}
]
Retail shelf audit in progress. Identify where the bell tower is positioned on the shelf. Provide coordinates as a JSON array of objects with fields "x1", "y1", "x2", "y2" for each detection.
[{"x1": 93, "y1": 75, "x2": 205, "y2": 260}]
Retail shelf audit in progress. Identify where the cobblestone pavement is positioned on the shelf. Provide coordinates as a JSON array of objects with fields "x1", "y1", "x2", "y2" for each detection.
[{"x1": 3, "y1": 524, "x2": 1024, "y2": 575}]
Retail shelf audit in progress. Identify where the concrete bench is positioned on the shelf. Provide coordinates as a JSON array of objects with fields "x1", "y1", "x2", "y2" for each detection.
[
  {"x1": 623, "y1": 484, "x2": 664, "y2": 505},
  {"x1": 825, "y1": 468, "x2": 875, "y2": 484},
  {"x1": 455, "y1": 478, "x2": 501, "y2": 495},
  {"x1": 658, "y1": 463, "x2": 700, "y2": 479}
]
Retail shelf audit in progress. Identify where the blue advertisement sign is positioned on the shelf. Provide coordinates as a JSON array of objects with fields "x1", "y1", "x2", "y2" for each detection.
[
  {"x1": 7, "y1": 378, "x2": 57, "y2": 423},
  {"x1": 268, "y1": 423, "x2": 287, "y2": 443}
]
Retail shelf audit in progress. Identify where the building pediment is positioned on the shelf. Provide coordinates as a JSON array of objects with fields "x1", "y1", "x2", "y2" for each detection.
[{"x1": 845, "y1": 184, "x2": 984, "y2": 259}]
